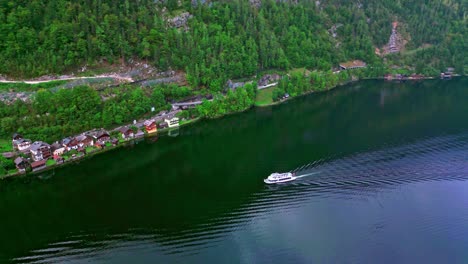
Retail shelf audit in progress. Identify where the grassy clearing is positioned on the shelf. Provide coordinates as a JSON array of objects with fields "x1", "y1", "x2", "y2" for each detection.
[
  {"x1": 289, "y1": 67, "x2": 310, "y2": 76},
  {"x1": 46, "y1": 159, "x2": 56, "y2": 166},
  {"x1": 0, "y1": 139, "x2": 12, "y2": 153},
  {"x1": 401, "y1": 44, "x2": 433, "y2": 56},
  {"x1": 86, "y1": 146, "x2": 97, "y2": 153},
  {"x1": 255, "y1": 86, "x2": 275, "y2": 106}
]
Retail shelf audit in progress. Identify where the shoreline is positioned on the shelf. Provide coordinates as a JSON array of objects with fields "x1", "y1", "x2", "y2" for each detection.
[
  {"x1": 0, "y1": 119, "x2": 198, "y2": 180},
  {"x1": 0, "y1": 75, "x2": 454, "y2": 179},
  {"x1": 255, "y1": 75, "x2": 438, "y2": 108}
]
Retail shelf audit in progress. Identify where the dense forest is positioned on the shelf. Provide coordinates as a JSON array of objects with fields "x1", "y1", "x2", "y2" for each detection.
[
  {"x1": 0, "y1": 0, "x2": 466, "y2": 146},
  {"x1": 0, "y1": 0, "x2": 465, "y2": 80}
]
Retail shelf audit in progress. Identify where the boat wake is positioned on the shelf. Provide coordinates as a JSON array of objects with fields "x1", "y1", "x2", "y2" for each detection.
[{"x1": 295, "y1": 171, "x2": 321, "y2": 179}]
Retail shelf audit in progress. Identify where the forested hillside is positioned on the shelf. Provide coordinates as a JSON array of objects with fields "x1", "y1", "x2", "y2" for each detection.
[
  {"x1": 0, "y1": 0, "x2": 466, "y2": 83},
  {"x1": 0, "y1": 0, "x2": 466, "y2": 145}
]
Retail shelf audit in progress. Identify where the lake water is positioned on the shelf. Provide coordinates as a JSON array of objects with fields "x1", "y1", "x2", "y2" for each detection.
[{"x1": 1, "y1": 78, "x2": 467, "y2": 263}]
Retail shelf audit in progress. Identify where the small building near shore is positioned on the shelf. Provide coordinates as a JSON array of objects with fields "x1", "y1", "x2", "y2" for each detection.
[
  {"x1": 76, "y1": 135, "x2": 94, "y2": 148},
  {"x1": 158, "y1": 122, "x2": 169, "y2": 129},
  {"x1": 119, "y1": 126, "x2": 135, "y2": 139},
  {"x1": 339, "y1": 60, "x2": 367, "y2": 70},
  {"x1": 51, "y1": 142, "x2": 65, "y2": 156},
  {"x1": 14, "y1": 157, "x2": 29, "y2": 173},
  {"x1": 144, "y1": 119, "x2": 158, "y2": 134},
  {"x1": 62, "y1": 137, "x2": 79, "y2": 151},
  {"x1": 31, "y1": 159, "x2": 47, "y2": 172},
  {"x1": 135, "y1": 130, "x2": 145, "y2": 138},
  {"x1": 111, "y1": 138, "x2": 119, "y2": 146},
  {"x1": 164, "y1": 117, "x2": 180, "y2": 128},
  {"x1": 88, "y1": 130, "x2": 111, "y2": 143}
]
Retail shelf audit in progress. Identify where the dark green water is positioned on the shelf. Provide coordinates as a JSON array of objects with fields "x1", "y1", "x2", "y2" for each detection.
[{"x1": 1, "y1": 78, "x2": 468, "y2": 263}]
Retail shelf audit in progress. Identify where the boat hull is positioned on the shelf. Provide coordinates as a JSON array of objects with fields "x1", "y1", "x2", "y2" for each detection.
[{"x1": 264, "y1": 176, "x2": 297, "y2": 184}]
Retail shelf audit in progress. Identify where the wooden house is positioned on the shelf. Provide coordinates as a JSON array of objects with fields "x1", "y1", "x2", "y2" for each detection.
[
  {"x1": 62, "y1": 137, "x2": 79, "y2": 151},
  {"x1": 119, "y1": 127, "x2": 135, "y2": 139},
  {"x1": 14, "y1": 157, "x2": 29, "y2": 173},
  {"x1": 95, "y1": 131, "x2": 110, "y2": 143},
  {"x1": 51, "y1": 142, "x2": 65, "y2": 156},
  {"x1": 144, "y1": 119, "x2": 158, "y2": 134},
  {"x1": 76, "y1": 135, "x2": 94, "y2": 148},
  {"x1": 31, "y1": 159, "x2": 47, "y2": 172}
]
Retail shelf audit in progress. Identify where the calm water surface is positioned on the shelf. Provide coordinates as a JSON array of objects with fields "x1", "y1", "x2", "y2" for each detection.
[{"x1": 1, "y1": 78, "x2": 467, "y2": 263}]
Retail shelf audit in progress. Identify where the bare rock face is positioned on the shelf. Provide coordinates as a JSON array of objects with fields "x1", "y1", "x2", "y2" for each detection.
[
  {"x1": 225, "y1": 79, "x2": 246, "y2": 91},
  {"x1": 167, "y1": 12, "x2": 192, "y2": 29},
  {"x1": 381, "y1": 21, "x2": 407, "y2": 55}
]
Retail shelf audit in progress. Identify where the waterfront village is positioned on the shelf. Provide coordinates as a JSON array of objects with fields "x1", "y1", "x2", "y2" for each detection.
[
  {"x1": 7, "y1": 111, "x2": 182, "y2": 175},
  {"x1": 1, "y1": 56, "x2": 456, "y2": 178}
]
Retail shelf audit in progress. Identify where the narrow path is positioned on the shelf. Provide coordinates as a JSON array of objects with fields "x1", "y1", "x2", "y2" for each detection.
[
  {"x1": 0, "y1": 75, "x2": 134, "y2": 84},
  {"x1": 258, "y1": 82, "x2": 278, "y2": 90}
]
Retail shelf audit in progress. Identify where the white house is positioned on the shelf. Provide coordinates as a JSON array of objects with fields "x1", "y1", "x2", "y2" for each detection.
[
  {"x1": 53, "y1": 147, "x2": 66, "y2": 156},
  {"x1": 16, "y1": 139, "x2": 32, "y2": 151},
  {"x1": 30, "y1": 141, "x2": 52, "y2": 161},
  {"x1": 164, "y1": 117, "x2": 180, "y2": 128}
]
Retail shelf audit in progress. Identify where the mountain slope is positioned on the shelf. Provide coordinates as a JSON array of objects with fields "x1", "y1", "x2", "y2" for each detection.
[{"x1": 0, "y1": 0, "x2": 465, "y2": 83}]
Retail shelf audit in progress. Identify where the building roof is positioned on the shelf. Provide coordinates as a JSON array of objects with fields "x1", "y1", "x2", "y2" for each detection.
[
  {"x1": 119, "y1": 126, "x2": 133, "y2": 133},
  {"x1": 31, "y1": 159, "x2": 46, "y2": 168},
  {"x1": 62, "y1": 137, "x2": 74, "y2": 145},
  {"x1": 96, "y1": 130, "x2": 110, "y2": 138},
  {"x1": 165, "y1": 117, "x2": 180, "y2": 122},
  {"x1": 12, "y1": 133, "x2": 22, "y2": 139},
  {"x1": 339, "y1": 60, "x2": 366, "y2": 69},
  {"x1": 15, "y1": 138, "x2": 31, "y2": 144},
  {"x1": 144, "y1": 119, "x2": 156, "y2": 126},
  {"x1": 30, "y1": 141, "x2": 50, "y2": 151},
  {"x1": 51, "y1": 142, "x2": 62, "y2": 150},
  {"x1": 14, "y1": 157, "x2": 26, "y2": 165},
  {"x1": 75, "y1": 135, "x2": 91, "y2": 142}
]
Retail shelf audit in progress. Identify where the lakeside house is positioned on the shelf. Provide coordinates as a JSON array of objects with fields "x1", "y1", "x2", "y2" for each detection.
[
  {"x1": 14, "y1": 157, "x2": 29, "y2": 173},
  {"x1": 144, "y1": 119, "x2": 158, "y2": 134},
  {"x1": 12, "y1": 133, "x2": 32, "y2": 151},
  {"x1": 88, "y1": 130, "x2": 111, "y2": 143},
  {"x1": 119, "y1": 126, "x2": 135, "y2": 139},
  {"x1": 76, "y1": 135, "x2": 94, "y2": 148},
  {"x1": 164, "y1": 117, "x2": 180, "y2": 128},
  {"x1": 135, "y1": 129, "x2": 145, "y2": 138},
  {"x1": 158, "y1": 122, "x2": 168, "y2": 129},
  {"x1": 62, "y1": 137, "x2": 79, "y2": 151},
  {"x1": 31, "y1": 159, "x2": 47, "y2": 172},
  {"x1": 51, "y1": 142, "x2": 65, "y2": 156},
  {"x1": 30, "y1": 141, "x2": 52, "y2": 161},
  {"x1": 339, "y1": 60, "x2": 367, "y2": 70}
]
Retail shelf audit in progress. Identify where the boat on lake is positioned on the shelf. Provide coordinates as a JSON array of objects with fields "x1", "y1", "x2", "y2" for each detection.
[{"x1": 264, "y1": 172, "x2": 297, "y2": 184}]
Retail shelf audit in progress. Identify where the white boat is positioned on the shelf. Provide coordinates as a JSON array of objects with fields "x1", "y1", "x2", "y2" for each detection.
[{"x1": 264, "y1": 172, "x2": 297, "y2": 184}]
